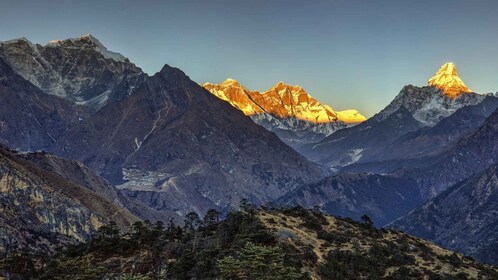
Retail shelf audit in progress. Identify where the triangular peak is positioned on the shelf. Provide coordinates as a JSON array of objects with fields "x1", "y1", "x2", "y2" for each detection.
[{"x1": 428, "y1": 62, "x2": 472, "y2": 98}]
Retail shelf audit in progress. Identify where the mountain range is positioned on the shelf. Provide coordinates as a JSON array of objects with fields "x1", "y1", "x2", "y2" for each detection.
[
  {"x1": 299, "y1": 63, "x2": 490, "y2": 168},
  {"x1": 203, "y1": 79, "x2": 365, "y2": 148},
  {"x1": 0, "y1": 35, "x2": 324, "y2": 218},
  {"x1": 281, "y1": 62, "x2": 498, "y2": 265},
  {"x1": 1, "y1": 33, "x2": 498, "y2": 273}
]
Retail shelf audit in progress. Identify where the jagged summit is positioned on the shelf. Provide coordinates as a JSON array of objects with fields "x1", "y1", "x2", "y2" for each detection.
[
  {"x1": 428, "y1": 62, "x2": 472, "y2": 98},
  {"x1": 47, "y1": 34, "x2": 128, "y2": 62},
  {"x1": 273, "y1": 80, "x2": 292, "y2": 89},
  {"x1": 204, "y1": 79, "x2": 367, "y2": 124},
  {"x1": 48, "y1": 33, "x2": 97, "y2": 44},
  {"x1": 203, "y1": 79, "x2": 366, "y2": 147},
  {"x1": 0, "y1": 34, "x2": 146, "y2": 108},
  {"x1": 218, "y1": 78, "x2": 243, "y2": 87},
  {"x1": 0, "y1": 37, "x2": 32, "y2": 45},
  {"x1": 1, "y1": 34, "x2": 127, "y2": 62}
]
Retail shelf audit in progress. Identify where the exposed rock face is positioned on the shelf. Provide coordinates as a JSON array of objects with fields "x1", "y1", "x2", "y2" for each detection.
[
  {"x1": 0, "y1": 145, "x2": 138, "y2": 255},
  {"x1": 276, "y1": 172, "x2": 422, "y2": 226},
  {"x1": 203, "y1": 79, "x2": 365, "y2": 148},
  {"x1": 53, "y1": 65, "x2": 325, "y2": 216},
  {"x1": 428, "y1": 62, "x2": 472, "y2": 98},
  {"x1": 0, "y1": 57, "x2": 88, "y2": 151},
  {"x1": 392, "y1": 163, "x2": 498, "y2": 265},
  {"x1": 0, "y1": 35, "x2": 147, "y2": 110}
]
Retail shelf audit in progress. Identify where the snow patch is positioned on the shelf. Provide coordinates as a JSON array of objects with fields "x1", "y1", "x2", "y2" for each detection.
[{"x1": 348, "y1": 148, "x2": 363, "y2": 163}]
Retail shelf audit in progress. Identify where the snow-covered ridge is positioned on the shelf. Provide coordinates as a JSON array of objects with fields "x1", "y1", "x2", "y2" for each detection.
[
  {"x1": 335, "y1": 109, "x2": 366, "y2": 124},
  {"x1": 203, "y1": 79, "x2": 366, "y2": 147},
  {"x1": 203, "y1": 78, "x2": 366, "y2": 124}
]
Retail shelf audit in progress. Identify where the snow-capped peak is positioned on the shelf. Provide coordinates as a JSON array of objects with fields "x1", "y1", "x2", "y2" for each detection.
[
  {"x1": 47, "y1": 34, "x2": 128, "y2": 62},
  {"x1": 428, "y1": 62, "x2": 472, "y2": 98},
  {"x1": 203, "y1": 79, "x2": 366, "y2": 124},
  {"x1": 220, "y1": 78, "x2": 242, "y2": 86}
]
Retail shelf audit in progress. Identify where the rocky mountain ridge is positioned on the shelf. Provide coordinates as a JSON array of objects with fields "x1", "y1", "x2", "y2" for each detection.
[
  {"x1": 51, "y1": 64, "x2": 325, "y2": 216},
  {"x1": 0, "y1": 34, "x2": 147, "y2": 110}
]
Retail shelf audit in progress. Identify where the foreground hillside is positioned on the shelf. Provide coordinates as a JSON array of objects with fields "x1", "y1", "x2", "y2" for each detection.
[{"x1": 2, "y1": 207, "x2": 496, "y2": 279}]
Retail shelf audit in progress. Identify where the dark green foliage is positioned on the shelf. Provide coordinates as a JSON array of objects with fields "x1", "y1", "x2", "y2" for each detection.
[
  {"x1": 2, "y1": 206, "x2": 498, "y2": 279},
  {"x1": 0, "y1": 252, "x2": 37, "y2": 278},
  {"x1": 281, "y1": 206, "x2": 328, "y2": 231},
  {"x1": 204, "y1": 209, "x2": 220, "y2": 228},
  {"x1": 318, "y1": 242, "x2": 417, "y2": 279},
  {"x1": 389, "y1": 266, "x2": 422, "y2": 279},
  {"x1": 183, "y1": 212, "x2": 203, "y2": 232},
  {"x1": 218, "y1": 242, "x2": 308, "y2": 280},
  {"x1": 1, "y1": 208, "x2": 296, "y2": 279},
  {"x1": 360, "y1": 214, "x2": 374, "y2": 227}
]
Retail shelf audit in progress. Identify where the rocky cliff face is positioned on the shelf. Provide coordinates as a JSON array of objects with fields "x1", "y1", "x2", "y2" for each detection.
[
  {"x1": 53, "y1": 65, "x2": 325, "y2": 216},
  {"x1": 0, "y1": 145, "x2": 138, "y2": 255},
  {"x1": 0, "y1": 35, "x2": 147, "y2": 110},
  {"x1": 203, "y1": 79, "x2": 365, "y2": 148}
]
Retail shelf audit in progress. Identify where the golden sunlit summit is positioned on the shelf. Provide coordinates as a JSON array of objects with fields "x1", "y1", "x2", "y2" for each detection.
[
  {"x1": 203, "y1": 79, "x2": 366, "y2": 124},
  {"x1": 428, "y1": 62, "x2": 472, "y2": 98}
]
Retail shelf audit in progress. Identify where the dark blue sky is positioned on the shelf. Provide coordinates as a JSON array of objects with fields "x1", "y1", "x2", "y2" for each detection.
[{"x1": 1, "y1": 0, "x2": 498, "y2": 116}]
